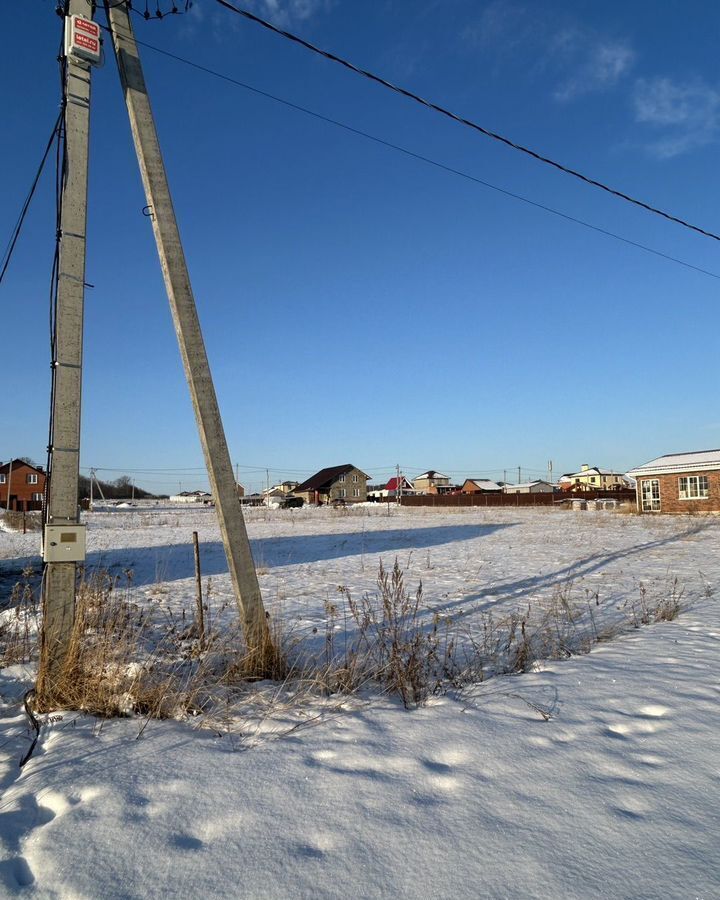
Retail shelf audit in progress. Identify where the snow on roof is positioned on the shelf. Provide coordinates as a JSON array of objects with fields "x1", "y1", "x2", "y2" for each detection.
[
  {"x1": 463, "y1": 479, "x2": 502, "y2": 491},
  {"x1": 505, "y1": 480, "x2": 552, "y2": 489},
  {"x1": 569, "y1": 467, "x2": 624, "y2": 478},
  {"x1": 628, "y1": 449, "x2": 720, "y2": 476}
]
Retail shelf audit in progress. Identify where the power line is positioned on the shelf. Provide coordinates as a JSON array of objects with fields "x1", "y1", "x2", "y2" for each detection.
[
  {"x1": 214, "y1": 0, "x2": 720, "y2": 246},
  {"x1": 0, "y1": 110, "x2": 62, "y2": 289},
  {"x1": 126, "y1": 36, "x2": 720, "y2": 281}
]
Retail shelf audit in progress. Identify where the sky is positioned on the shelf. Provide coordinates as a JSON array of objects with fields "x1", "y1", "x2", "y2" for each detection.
[{"x1": 2, "y1": 0, "x2": 720, "y2": 494}]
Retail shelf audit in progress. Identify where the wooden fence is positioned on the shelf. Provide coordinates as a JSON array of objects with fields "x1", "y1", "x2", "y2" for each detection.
[{"x1": 397, "y1": 490, "x2": 636, "y2": 508}]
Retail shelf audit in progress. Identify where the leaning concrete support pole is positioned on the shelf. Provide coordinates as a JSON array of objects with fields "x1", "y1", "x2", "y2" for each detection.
[{"x1": 104, "y1": 2, "x2": 271, "y2": 664}]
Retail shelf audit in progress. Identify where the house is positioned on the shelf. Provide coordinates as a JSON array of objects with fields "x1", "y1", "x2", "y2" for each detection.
[
  {"x1": 567, "y1": 464, "x2": 629, "y2": 492},
  {"x1": 367, "y1": 476, "x2": 415, "y2": 501},
  {"x1": 386, "y1": 476, "x2": 415, "y2": 497},
  {"x1": 460, "y1": 479, "x2": 502, "y2": 493},
  {"x1": 170, "y1": 490, "x2": 213, "y2": 504},
  {"x1": 294, "y1": 464, "x2": 369, "y2": 505},
  {"x1": 503, "y1": 480, "x2": 555, "y2": 494},
  {"x1": 240, "y1": 493, "x2": 265, "y2": 507},
  {"x1": 264, "y1": 481, "x2": 298, "y2": 497},
  {"x1": 413, "y1": 470, "x2": 452, "y2": 494},
  {"x1": 0, "y1": 459, "x2": 46, "y2": 512},
  {"x1": 628, "y1": 449, "x2": 720, "y2": 514}
]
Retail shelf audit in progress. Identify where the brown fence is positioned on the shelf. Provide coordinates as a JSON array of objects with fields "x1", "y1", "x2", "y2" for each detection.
[{"x1": 397, "y1": 490, "x2": 636, "y2": 508}]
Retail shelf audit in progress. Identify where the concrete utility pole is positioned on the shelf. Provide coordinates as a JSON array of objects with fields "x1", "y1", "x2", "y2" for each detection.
[
  {"x1": 37, "y1": 0, "x2": 95, "y2": 701},
  {"x1": 104, "y1": 2, "x2": 272, "y2": 665}
]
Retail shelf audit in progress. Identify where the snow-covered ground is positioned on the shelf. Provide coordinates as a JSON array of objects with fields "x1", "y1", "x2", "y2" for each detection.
[{"x1": 0, "y1": 505, "x2": 718, "y2": 897}]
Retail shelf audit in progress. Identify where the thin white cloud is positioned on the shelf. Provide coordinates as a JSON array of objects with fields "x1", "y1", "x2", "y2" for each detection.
[
  {"x1": 462, "y1": 2, "x2": 634, "y2": 101},
  {"x1": 245, "y1": 0, "x2": 333, "y2": 27},
  {"x1": 554, "y1": 39, "x2": 635, "y2": 101},
  {"x1": 186, "y1": 0, "x2": 331, "y2": 33},
  {"x1": 633, "y1": 76, "x2": 720, "y2": 158},
  {"x1": 462, "y1": 0, "x2": 534, "y2": 51}
]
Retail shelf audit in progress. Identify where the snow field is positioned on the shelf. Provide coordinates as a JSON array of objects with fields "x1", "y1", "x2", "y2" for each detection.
[{"x1": 0, "y1": 505, "x2": 719, "y2": 897}]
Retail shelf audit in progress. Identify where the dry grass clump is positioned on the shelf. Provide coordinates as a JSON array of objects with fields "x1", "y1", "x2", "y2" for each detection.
[
  {"x1": 0, "y1": 567, "x2": 41, "y2": 665},
  {"x1": 35, "y1": 570, "x2": 287, "y2": 717},
  {"x1": 621, "y1": 577, "x2": 684, "y2": 626},
  {"x1": 326, "y1": 561, "x2": 482, "y2": 707}
]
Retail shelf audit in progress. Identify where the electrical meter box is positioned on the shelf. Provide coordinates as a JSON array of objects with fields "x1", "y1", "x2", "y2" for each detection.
[
  {"x1": 42, "y1": 525, "x2": 87, "y2": 563},
  {"x1": 64, "y1": 15, "x2": 102, "y2": 66}
]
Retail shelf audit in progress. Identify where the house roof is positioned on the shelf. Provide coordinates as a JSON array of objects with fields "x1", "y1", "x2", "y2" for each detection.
[
  {"x1": 569, "y1": 467, "x2": 624, "y2": 478},
  {"x1": 627, "y1": 449, "x2": 720, "y2": 477},
  {"x1": 295, "y1": 464, "x2": 369, "y2": 493},
  {"x1": 462, "y1": 478, "x2": 502, "y2": 491},
  {"x1": 415, "y1": 470, "x2": 449, "y2": 481},
  {"x1": 0, "y1": 459, "x2": 45, "y2": 475},
  {"x1": 385, "y1": 476, "x2": 412, "y2": 491},
  {"x1": 504, "y1": 480, "x2": 553, "y2": 489}
]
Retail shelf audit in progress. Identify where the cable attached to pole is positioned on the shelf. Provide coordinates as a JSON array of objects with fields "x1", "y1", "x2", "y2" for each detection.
[{"x1": 0, "y1": 111, "x2": 63, "y2": 289}]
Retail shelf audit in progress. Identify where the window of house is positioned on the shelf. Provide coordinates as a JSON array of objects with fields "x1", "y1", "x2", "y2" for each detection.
[
  {"x1": 27, "y1": 474, "x2": 38, "y2": 484},
  {"x1": 31, "y1": 493, "x2": 43, "y2": 502},
  {"x1": 339, "y1": 488, "x2": 346, "y2": 497},
  {"x1": 339, "y1": 474, "x2": 345, "y2": 483},
  {"x1": 641, "y1": 479, "x2": 661, "y2": 511},
  {"x1": 590, "y1": 476, "x2": 596, "y2": 483},
  {"x1": 679, "y1": 475, "x2": 709, "y2": 500},
  {"x1": 0, "y1": 475, "x2": 5, "y2": 484},
  {"x1": 353, "y1": 488, "x2": 360, "y2": 497},
  {"x1": 352, "y1": 474, "x2": 358, "y2": 483}
]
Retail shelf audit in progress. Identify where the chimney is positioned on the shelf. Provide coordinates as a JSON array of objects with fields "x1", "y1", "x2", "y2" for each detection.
[{"x1": 581, "y1": 464, "x2": 589, "y2": 471}]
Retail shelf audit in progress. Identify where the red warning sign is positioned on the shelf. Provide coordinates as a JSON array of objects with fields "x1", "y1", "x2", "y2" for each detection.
[
  {"x1": 75, "y1": 17, "x2": 100, "y2": 37},
  {"x1": 65, "y1": 15, "x2": 102, "y2": 65},
  {"x1": 75, "y1": 33, "x2": 99, "y2": 52}
]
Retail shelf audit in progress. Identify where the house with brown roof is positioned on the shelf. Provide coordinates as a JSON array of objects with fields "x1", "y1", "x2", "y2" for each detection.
[
  {"x1": 628, "y1": 449, "x2": 720, "y2": 514},
  {"x1": 294, "y1": 464, "x2": 370, "y2": 505},
  {"x1": 460, "y1": 478, "x2": 502, "y2": 494},
  {"x1": 413, "y1": 470, "x2": 452, "y2": 495},
  {"x1": 0, "y1": 459, "x2": 46, "y2": 511}
]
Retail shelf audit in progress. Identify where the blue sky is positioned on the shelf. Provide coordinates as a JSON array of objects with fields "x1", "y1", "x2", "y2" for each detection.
[{"x1": 2, "y1": 0, "x2": 719, "y2": 494}]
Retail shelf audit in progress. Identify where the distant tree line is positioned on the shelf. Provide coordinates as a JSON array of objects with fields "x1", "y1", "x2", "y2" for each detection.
[{"x1": 78, "y1": 474, "x2": 161, "y2": 501}]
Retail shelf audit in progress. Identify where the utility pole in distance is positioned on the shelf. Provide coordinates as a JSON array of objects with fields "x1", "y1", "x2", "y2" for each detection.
[
  {"x1": 37, "y1": 2, "x2": 100, "y2": 705},
  {"x1": 104, "y1": 2, "x2": 272, "y2": 669}
]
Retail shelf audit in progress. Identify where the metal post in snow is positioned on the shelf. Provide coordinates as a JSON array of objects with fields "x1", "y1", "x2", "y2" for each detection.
[{"x1": 193, "y1": 531, "x2": 204, "y2": 642}]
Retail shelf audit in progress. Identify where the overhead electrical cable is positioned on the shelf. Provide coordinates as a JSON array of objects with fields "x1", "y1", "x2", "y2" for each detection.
[
  {"x1": 124, "y1": 36, "x2": 720, "y2": 281},
  {"x1": 214, "y1": 0, "x2": 720, "y2": 245},
  {"x1": 0, "y1": 110, "x2": 63, "y2": 289}
]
